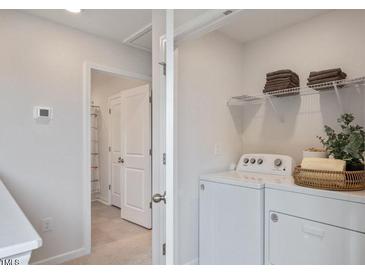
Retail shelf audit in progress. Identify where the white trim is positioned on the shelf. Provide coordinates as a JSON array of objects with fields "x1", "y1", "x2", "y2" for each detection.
[
  {"x1": 82, "y1": 62, "x2": 92, "y2": 256},
  {"x1": 152, "y1": 33, "x2": 167, "y2": 265},
  {"x1": 174, "y1": 9, "x2": 242, "y2": 46},
  {"x1": 85, "y1": 62, "x2": 152, "y2": 82},
  {"x1": 94, "y1": 198, "x2": 111, "y2": 206},
  {"x1": 123, "y1": 23, "x2": 152, "y2": 53},
  {"x1": 32, "y1": 248, "x2": 88, "y2": 265},
  {"x1": 173, "y1": 47, "x2": 179, "y2": 264},
  {"x1": 165, "y1": 9, "x2": 175, "y2": 265},
  {"x1": 83, "y1": 62, "x2": 152, "y2": 263}
]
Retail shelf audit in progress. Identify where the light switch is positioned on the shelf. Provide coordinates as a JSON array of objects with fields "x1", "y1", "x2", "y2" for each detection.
[{"x1": 214, "y1": 143, "x2": 222, "y2": 156}]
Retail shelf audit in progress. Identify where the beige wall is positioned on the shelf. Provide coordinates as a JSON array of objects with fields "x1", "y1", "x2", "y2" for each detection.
[
  {"x1": 238, "y1": 10, "x2": 365, "y2": 163},
  {"x1": 176, "y1": 31, "x2": 245, "y2": 264},
  {"x1": 91, "y1": 70, "x2": 148, "y2": 203},
  {"x1": 0, "y1": 11, "x2": 151, "y2": 264}
]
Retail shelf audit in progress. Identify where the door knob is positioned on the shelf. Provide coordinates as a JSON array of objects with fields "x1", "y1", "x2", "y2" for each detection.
[
  {"x1": 271, "y1": 213, "x2": 279, "y2": 222},
  {"x1": 118, "y1": 157, "x2": 124, "y2": 163},
  {"x1": 152, "y1": 191, "x2": 166, "y2": 204}
]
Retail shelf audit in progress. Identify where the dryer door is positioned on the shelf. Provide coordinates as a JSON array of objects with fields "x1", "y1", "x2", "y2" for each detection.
[{"x1": 268, "y1": 211, "x2": 365, "y2": 264}]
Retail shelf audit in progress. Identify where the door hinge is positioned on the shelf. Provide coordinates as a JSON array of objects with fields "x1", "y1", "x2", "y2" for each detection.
[
  {"x1": 109, "y1": 146, "x2": 111, "y2": 152},
  {"x1": 162, "y1": 243, "x2": 166, "y2": 255},
  {"x1": 158, "y1": 62, "x2": 166, "y2": 76},
  {"x1": 108, "y1": 185, "x2": 111, "y2": 190},
  {"x1": 162, "y1": 153, "x2": 166, "y2": 165},
  {"x1": 149, "y1": 148, "x2": 152, "y2": 156},
  {"x1": 149, "y1": 201, "x2": 152, "y2": 209},
  {"x1": 109, "y1": 108, "x2": 111, "y2": 114},
  {"x1": 149, "y1": 96, "x2": 152, "y2": 103}
]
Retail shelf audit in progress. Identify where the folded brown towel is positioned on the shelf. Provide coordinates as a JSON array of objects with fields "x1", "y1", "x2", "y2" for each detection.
[
  {"x1": 308, "y1": 71, "x2": 344, "y2": 81},
  {"x1": 265, "y1": 81, "x2": 299, "y2": 89},
  {"x1": 307, "y1": 74, "x2": 347, "y2": 85},
  {"x1": 263, "y1": 69, "x2": 300, "y2": 96},
  {"x1": 267, "y1": 69, "x2": 295, "y2": 77},
  {"x1": 266, "y1": 77, "x2": 299, "y2": 85},
  {"x1": 267, "y1": 73, "x2": 299, "y2": 82},
  {"x1": 264, "y1": 83, "x2": 299, "y2": 93},
  {"x1": 309, "y1": 68, "x2": 342, "y2": 78}
]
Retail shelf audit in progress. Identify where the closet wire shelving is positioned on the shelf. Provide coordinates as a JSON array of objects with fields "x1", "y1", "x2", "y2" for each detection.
[
  {"x1": 227, "y1": 76, "x2": 365, "y2": 122},
  {"x1": 91, "y1": 105, "x2": 101, "y2": 194}
]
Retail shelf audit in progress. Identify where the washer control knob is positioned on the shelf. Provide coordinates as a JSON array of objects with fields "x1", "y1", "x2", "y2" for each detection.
[
  {"x1": 274, "y1": 159, "x2": 282, "y2": 167},
  {"x1": 243, "y1": 158, "x2": 249, "y2": 164},
  {"x1": 257, "y1": 158, "x2": 263, "y2": 165},
  {"x1": 250, "y1": 158, "x2": 256, "y2": 164}
]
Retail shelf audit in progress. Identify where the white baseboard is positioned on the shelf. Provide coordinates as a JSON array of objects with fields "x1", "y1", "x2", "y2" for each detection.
[
  {"x1": 32, "y1": 247, "x2": 89, "y2": 265},
  {"x1": 184, "y1": 258, "x2": 199, "y2": 265},
  {"x1": 94, "y1": 198, "x2": 111, "y2": 206}
]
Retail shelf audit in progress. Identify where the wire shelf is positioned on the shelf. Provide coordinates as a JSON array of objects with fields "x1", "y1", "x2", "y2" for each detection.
[{"x1": 227, "y1": 76, "x2": 365, "y2": 106}]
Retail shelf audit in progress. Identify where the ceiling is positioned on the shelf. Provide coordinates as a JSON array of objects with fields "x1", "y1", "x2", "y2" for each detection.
[
  {"x1": 24, "y1": 9, "x2": 210, "y2": 52},
  {"x1": 218, "y1": 10, "x2": 330, "y2": 44},
  {"x1": 25, "y1": 10, "x2": 152, "y2": 48},
  {"x1": 23, "y1": 10, "x2": 331, "y2": 52}
]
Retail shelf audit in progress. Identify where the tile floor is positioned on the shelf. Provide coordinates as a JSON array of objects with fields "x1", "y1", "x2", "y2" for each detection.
[{"x1": 65, "y1": 201, "x2": 152, "y2": 265}]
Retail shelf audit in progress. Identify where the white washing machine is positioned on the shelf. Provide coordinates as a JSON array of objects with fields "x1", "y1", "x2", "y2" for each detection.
[{"x1": 199, "y1": 153, "x2": 294, "y2": 265}]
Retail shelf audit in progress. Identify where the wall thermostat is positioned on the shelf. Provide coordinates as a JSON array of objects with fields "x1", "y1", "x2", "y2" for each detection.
[{"x1": 34, "y1": 106, "x2": 53, "y2": 120}]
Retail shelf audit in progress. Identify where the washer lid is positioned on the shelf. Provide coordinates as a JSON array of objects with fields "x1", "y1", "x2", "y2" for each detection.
[{"x1": 200, "y1": 171, "x2": 266, "y2": 189}]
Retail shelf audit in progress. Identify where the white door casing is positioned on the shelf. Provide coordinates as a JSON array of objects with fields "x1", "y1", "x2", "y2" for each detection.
[
  {"x1": 109, "y1": 94, "x2": 122, "y2": 208},
  {"x1": 120, "y1": 84, "x2": 152, "y2": 229},
  {"x1": 152, "y1": 22, "x2": 167, "y2": 264},
  {"x1": 165, "y1": 10, "x2": 175, "y2": 264}
]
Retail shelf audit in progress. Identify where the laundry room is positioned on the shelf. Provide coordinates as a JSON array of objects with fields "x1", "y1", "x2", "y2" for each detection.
[
  {"x1": 1, "y1": 8, "x2": 365, "y2": 268},
  {"x1": 174, "y1": 9, "x2": 365, "y2": 265}
]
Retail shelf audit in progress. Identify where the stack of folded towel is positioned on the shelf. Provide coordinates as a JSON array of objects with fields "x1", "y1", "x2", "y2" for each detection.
[
  {"x1": 263, "y1": 69, "x2": 300, "y2": 95},
  {"x1": 307, "y1": 68, "x2": 347, "y2": 87}
]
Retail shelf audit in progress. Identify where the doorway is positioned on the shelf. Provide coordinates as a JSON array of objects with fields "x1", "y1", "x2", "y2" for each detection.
[{"x1": 70, "y1": 65, "x2": 154, "y2": 264}]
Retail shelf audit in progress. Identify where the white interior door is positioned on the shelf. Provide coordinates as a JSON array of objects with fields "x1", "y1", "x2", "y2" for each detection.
[
  {"x1": 120, "y1": 84, "x2": 152, "y2": 229},
  {"x1": 109, "y1": 95, "x2": 122, "y2": 208}
]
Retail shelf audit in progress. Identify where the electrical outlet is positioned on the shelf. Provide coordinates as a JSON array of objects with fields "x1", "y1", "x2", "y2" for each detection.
[{"x1": 41, "y1": 217, "x2": 53, "y2": 232}]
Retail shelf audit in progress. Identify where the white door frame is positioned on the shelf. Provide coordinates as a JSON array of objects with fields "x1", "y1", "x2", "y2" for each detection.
[
  {"x1": 82, "y1": 62, "x2": 153, "y2": 257},
  {"x1": 107, "y1": 92, "x2": 122, "y2": 207},
  {"x1": 152, "y1": 34, "x2": 167, "y2": 264},
  {"x1": 152, "y1": 10, "x2": 178, "y2": 265},
  {"x1": 165, "y1": 9, "x2": 175, "y2": 265}
]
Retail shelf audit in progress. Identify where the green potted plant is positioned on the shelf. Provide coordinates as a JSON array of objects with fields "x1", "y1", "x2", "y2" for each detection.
[{"x1": 317, "y1": 113, "x2": 365, "y2": 171}]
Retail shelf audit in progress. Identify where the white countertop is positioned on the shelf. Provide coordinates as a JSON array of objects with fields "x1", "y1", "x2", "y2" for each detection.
[
  {"x1": 200, "y1": 171, "x2": 365, "y2": 204},
  {"x1": 0, "y1": 179, "x2": 42, "y2": 259}
]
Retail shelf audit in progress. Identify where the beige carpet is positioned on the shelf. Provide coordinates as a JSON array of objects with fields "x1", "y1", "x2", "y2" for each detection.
[{"x1": 65, "y1": 201, "x2": 152, "y2": 265}]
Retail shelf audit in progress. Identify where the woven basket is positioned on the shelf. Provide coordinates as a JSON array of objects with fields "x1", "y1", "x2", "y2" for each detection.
[{"x1": 294, "y1": 166, "x2": 365, "y2": 191}]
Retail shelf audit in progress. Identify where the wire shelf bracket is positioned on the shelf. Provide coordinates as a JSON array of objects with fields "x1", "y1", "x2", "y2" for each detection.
[{"x1": 267, "y1": 96, "x2": 285, "y2": 122}]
